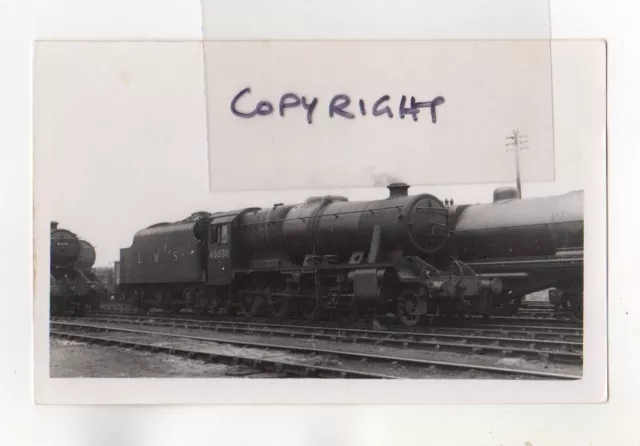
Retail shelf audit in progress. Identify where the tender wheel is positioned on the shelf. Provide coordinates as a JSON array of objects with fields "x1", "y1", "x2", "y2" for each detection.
[
  {"x1": 189, "y1": 289, "x2": 209, "y2": 316},
  {"x1": 239, "y1": 292, "x2": 263, "y2": 318},
  {"x1": 161, "y1": 288, "x2": 177, "y2": 316},
  {"x1": 397, "y1": 290, "x2": 421, "y2": 327},
  {"x1": 192, "y1": 303, "x2": 208, "y2": 316},
  {"x1": 131, "y1": 289, "x2": 150, "y2": 314}
]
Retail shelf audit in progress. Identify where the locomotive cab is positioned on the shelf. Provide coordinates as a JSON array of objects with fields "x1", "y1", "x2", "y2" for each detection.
[
  {"x1": 206, "y1": 208, "x2": 259, "y2": 285},
  {"x1": 208, "y1": 220, "x2": 231, "y2": 284}
]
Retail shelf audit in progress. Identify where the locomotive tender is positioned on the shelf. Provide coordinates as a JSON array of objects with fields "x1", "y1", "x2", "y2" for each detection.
[{"x1": 50, "y1": 222, "x2": 105, "y2": 315}]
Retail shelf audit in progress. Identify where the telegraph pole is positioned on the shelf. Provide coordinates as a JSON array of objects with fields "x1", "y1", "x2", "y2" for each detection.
[{"x1": 505, "y1": 129, "x2": 528, "y2": 198}]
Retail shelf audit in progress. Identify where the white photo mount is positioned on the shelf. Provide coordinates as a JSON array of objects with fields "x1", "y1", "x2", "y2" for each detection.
[{"x1": 33, "y1": 39, "x2": 607, "y2": 405}]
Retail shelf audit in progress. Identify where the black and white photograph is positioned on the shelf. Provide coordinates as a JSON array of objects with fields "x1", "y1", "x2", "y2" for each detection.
[
  {"x1": 33, "y1": 39, "x2": 607, "y2": 404},
  {"x1": 8, "y1": 0, "x2": 640, "y2": 443}
]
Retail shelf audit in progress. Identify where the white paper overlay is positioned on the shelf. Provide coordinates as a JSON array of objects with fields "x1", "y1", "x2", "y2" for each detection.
[
  {"x1": 201, "y1": 0, "x2": 551, "y2": 40},
  {"x1": 205, "y1": 40, "x2": 555, "y2": 192},
  {"x1": 33, "y1": 40, "x2": 606, "y2": 404}
]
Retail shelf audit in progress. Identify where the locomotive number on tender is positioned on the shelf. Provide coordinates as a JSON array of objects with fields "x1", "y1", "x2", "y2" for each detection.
[{"x1": 211, "y1": 249, "x2": 230, "y2": 259}]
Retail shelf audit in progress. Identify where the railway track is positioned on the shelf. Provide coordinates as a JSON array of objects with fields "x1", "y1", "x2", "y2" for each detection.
[
  {"x1": 92, "y1": 304, "x2": 581, "y2": 327},
  {"x1": 471, "y1": 315, "x2": 581, "y2": 326},
  {"x1": 102, "y1": 302, "x2": 556, "y2": 312},
  {"x1": 51, "y1": 329, "x2": 390, "y2": 379},
  {"x1": 52, "y1": 313, "x2": 583, "y2": 364},
  {"x1": 463, "y1": 322, "x2": 581, "y2": 338},
  {"x1": 515, "y1": 307, "x2": 556, "y2": 317},
  {"x1": 50, "y1": 319, "x2": 581, "y2": 380},
  {"x1": 59, "y1": 313, "x2": 583, "y2": 342},
  {"x1": 522, "y1": 302, "x2": 553, "y2": 307},
  {"x1": 516, "y1": 307, "x2": 555, "y2": 314},
  {"x1": 520, "y1": 306, "x2": 554, "y2": 312},
  {"x1": 84, "y1": 308, "x2": 585, "y2": 338}
]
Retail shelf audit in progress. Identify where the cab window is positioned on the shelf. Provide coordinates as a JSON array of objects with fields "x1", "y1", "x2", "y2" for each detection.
[
  {"x1": 210, "y1": 225, "x2": 218, "y2": 244},
  {"x1": 220, "y1": 224, "x2": 229, "y2": 244},
  {"x1": 210, "y1": 224, "x2": 229, "y2": 244}
]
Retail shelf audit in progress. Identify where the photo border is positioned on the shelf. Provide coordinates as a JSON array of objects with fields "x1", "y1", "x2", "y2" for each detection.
[{"x1": 33, "y1": 38, "x2": 608, "y2": 405}]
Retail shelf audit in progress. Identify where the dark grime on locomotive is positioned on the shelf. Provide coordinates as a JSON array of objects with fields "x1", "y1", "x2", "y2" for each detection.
[
  {"x1": 445, "y1": 187, "x2": 584, "y2": 317},
  {"x1": 75, "y1": 239, "x2": 109, "y2": 309},
  {"x1": 116, "y1": 183, "x2": 582, "y2": 327},
  {"x1": 50, "y1": 222, "x2": 105, "y2": 315}
]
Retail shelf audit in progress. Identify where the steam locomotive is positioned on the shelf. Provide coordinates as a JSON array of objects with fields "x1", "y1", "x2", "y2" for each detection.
[
  {"x1": 446, "y1": 187, "x2": 584, "y2": 318},
  {"x1": 50, "y1": 222, "x2": 106, "y2": 315},
  {"x1": 116, "y1": 184, "x2": 584, "y2": 326}
]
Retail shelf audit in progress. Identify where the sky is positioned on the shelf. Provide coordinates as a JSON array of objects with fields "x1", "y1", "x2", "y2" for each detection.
[{"x1": 34, "y1": 41, "x2": 605, "y2": 267}]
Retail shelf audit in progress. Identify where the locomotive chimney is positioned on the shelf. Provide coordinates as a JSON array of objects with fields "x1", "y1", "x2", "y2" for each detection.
[
  {"x1": 387, "y1": 183, "x2": 410, "y2": 199},
  {"x1": 493, "y1": 187, "x2": 520, "y2": 203},
  {"x1": 51, "y1": 221, "x2": 59, "y2": 230}
]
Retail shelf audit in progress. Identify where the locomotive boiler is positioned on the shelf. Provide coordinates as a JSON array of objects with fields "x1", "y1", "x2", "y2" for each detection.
[
  {"x1": 445, "y1": 187, "x2": 584, "y2": 316},
  {"x1": 50, "y1": 224, "x2": 81, "y2": 269},
  {"x1": 76, "y1": 239, "x2": 97, "y2": 270},
  {"x1": 118, "y1": 184, "x2": 503, "y2": 326},
  {"x1": 238, "y1": 185, "x2": 449, "y2": 269}
]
